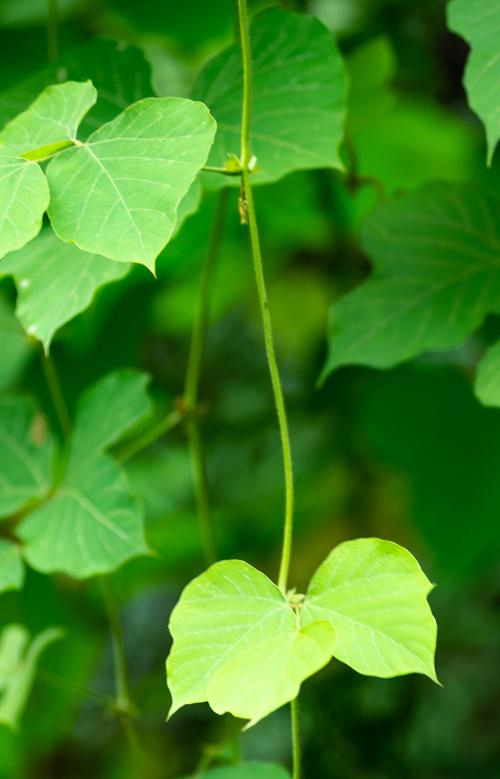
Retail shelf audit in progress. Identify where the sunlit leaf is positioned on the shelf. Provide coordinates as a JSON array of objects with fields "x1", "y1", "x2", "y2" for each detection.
[
  {"x1": 302, "y1": 538, "x2": 438, "y2": 680},
  {"x1": 193, "y1": 8, "x2": 347, "y2": 187},
  {"x1": 47, "y1": 98, "x2": 216, "y2": 270},
  {"x1": 448, "y1": 0, "x2": 500, "y2": 164},
  {"x1": 322, "y1": 182, "x2": 500, "y2": 378},
  {"x1": 0, "y1": 156, "x2": 49, "y2": 259},
  {"x1": 167, "y1": 560, "x2": 335, "y2": 725},
  {"x1": 0, "y1": 396, "x2": 53, "y2": 519}
]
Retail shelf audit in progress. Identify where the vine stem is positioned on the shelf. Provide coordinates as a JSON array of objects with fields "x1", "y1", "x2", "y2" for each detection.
[
  {"x1": 291, "y1": 697, "x2": 301, "y2": 779},
  {"x1": 117, "y1": 408, "x2": 183, "y2": 463},
  {"x1": 183, "y1": 189, "x2": 229, "y2": 567},
  {"x1": 42, "y1": 352, "x2": 71, "y2": 440},
  {"x1": 47, "y1": 0, "x2": 59, "y2": 63},
  {"x1": 237, "y1": 0, "x2": 295, "y2": 594}
]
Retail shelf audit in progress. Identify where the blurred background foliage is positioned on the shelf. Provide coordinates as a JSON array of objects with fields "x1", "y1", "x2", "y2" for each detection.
[{"x1": 1, "y1": 0, "x2": 499, "y2": 777}]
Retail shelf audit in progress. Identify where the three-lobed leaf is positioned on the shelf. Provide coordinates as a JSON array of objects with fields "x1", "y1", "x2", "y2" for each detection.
[
  {"x1": 322, "y1": 181, "x2": 500, "y2": 379},
  {"x1": 447, "y1": 0, "x2": 500, "y2": 164},
  {"x1": 193, "y1": 8, "x2": 347, "y2": 187},
  {"x1": 167, "y1": 540, "x2": 437, "y2": 725},
  {"x1": 47, "y1": 97, "x2": 216, "y2": 270}
]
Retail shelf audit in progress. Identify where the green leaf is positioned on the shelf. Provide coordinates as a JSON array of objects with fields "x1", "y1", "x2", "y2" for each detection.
[
  {"x1": 0, "y1": 396, "x2": 53, "y2": 519},
  {"x1": 322, "y1": 182, "x2": 500, "y2": 377},
  {"x1": 18, "y1": 452, "x2": 149, "y2": 578},
  {"x1": 1, "y1": 229, "x2": 129, "y2": 351},
  {"x1": 17, "y1": 370, "x2": 152, "y2": 578},
  {"x1": 167, "y1": 560, "x2": 335, "y2": 725},
  {"x1": 70, "y1": 369, "x2": 153, "y2": 463},
  {"x1": 188, "y1": 764, "x2": 291, "y2": 779},
  {"x1": 0, "y1": 81, "x2": 96, "y2": 157},
  {"x1": 0, "y1": 156, "x2": 49, "y2": 259},
  {"x1": 474, "y1": 341, "x2": 500, "y2": 407},
  {"x1": 447, "y1": 0, "x2": 500, "y2": 164},
  {"x1": 302, "y1": 538, "x2": 437, "y2": 681},
  {"x1": 0, "y1": 540, "x2": 24, "y2": 593},
  {"x1": 192, "y1": 8, "x2": 347, "y2": 187},
  {"x1": 0, "y1": 40, "x2": 154, "y2": 136},
  {"x1": 0, "y1": 293, "x2": 31, "y2": 391},
  {"x1": 0, "y1": 624, "x2": 63, "y2": 730},
  {"x1": 47, "y1": 98, "x2": 216, "y2": 270}
]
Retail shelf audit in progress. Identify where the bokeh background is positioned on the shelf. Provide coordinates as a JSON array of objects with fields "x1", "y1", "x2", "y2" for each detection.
[{"x1": 1, "y1": 0, "x2": 500, "y2": 777}]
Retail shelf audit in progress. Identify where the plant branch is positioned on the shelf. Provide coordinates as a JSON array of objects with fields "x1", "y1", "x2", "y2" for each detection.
[
  {"x1": 116, "y1": 408, "x2": 183, "y2": 463},
  {"x1": 291, "y1": 697, "x2": 301, "y2": 779},
  {"x1": 237, "y1": 0, "x2": 295, "y2": 593},
  {"x1": 183, "y1": 189, "x2": 229, "y2": 567},
  {"x1": 47, "y1": 0, "x2": 59, "y2": 63},
  {"x1": 42, "y1": 352, "x2": 71, "y2": 440}
]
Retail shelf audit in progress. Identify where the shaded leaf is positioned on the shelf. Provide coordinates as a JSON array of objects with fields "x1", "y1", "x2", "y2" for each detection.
[
  {"x1": 47, "y1": 97, "x2": 216, "y2": 270},
  {"x1": 0, "y1": 396, "x2": 53, "y2": 519},
  {"x1": 0, "y1": 624, "x2": 63, "y2": 730},
  {"x1": 323, "y1": 182, "x2": 500, "y2": 378},
  {"x1": 193, "y1": 8, "x2": 347, "y2": 187},
  {"x1": 475, "y1": 341, "x2": 500, "y2": 407},
  {"x1": 448, "y1": 0, "x2": 500, "y2": 164},
  {"x1": 302, "y1": 538, "x2": 437, "y2": 680},
  {"x1": 1, "y1": 229, "x2": 128, "y2": 351},
  {"x1": 0, "y1": 294, "x2": 31, "y2": 391},
  {"x1": 167, "y1": 560, "x2": 335, "y2": 725},
  {"x1": 0, "y1": 540, "x2": 24, "y2": 593}
]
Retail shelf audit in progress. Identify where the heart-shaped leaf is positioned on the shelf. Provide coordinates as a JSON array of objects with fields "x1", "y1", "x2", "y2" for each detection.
[
  {"x1": 0, "y1": 396, "x2": 54, "y2": 519},
  {"x1": 192, "y1": 8, "x2": 347, "y2": 187},
  {"x1": 167, "y1": 560, "x2": 335, "y2": 725},
  {"x1": 302, "y1": 538, "x2": 438, "y2": 681},
  {"x1": 47, "y1": 97, "x2": 216, "y2": 270},
  {"x1": 447, "y1": 0, "x2": 500, "y2": 164},
  {"x1": 0, "y1": 540, "x2": 24, "y2": 594}
]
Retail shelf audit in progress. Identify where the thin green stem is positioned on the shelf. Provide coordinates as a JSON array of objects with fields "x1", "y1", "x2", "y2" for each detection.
[
  {"x1": 42, "y1": 353, "x2": 71, "y2": 440},
  {"x1": 47, "y1": 0, "x2": 59, "y2": 63},
  {"x1": 291, "y1": 698, "x2": 301, "y2": 779},
  {"x1": 100, "y1": 577, "x2": 132, "y2": 715},
  {"x1": 183, "y1": 190, "x2": 229, "y2": 567},
  {"x1": 237, "y1": 0, "x2": 294, "y2": 593},
  {"x1": 116, "y1": 408, "x2": 183, "y2": 463}
]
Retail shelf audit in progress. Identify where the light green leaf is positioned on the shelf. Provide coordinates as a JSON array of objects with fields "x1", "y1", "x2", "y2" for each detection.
[
  {"x1": 302, "y1": 538, "x2": 437, "y2": 681},
  {"x1": 322, "y1": 182, "x2": 500, "y2": 377},
  {"x1": 0, "y1": 624, "x2": 63, "y2": 730},
  {"x1": 0, "y1": 80, "x2": 96, "y2": 157},
  {"x1": 475, "y1": 341, "x2": 500, "y2": 407},
  {"x1": 188, "y1": 764, "x2": 291, "y2": 779},
  {"x1": 192, "y1": 8, "x2": 347, "y2": 187},
  {"x1": 0, "y1": 293, "x2": 31, "y2": 391},
  {"x1": 1, "y1": 229, "x2": 129, "y2": 351},
  {"x1": 0, "y1": 396, "x2": 53, "y2": 519},
  {"x1": 167, "y1": 560, "x2": 335, "y2": 725},
  {"x1": 70, "y1": 369, "x2": 152, "y2": 463},
  {"x1": 17, "y1": 370, "x2": 152, "y2": 578},
  {"x1": 0, "y1": 156, "x2": 49, "y2": 259},
  {"x1": 47, "y1": 98, "x2": 216, "y2": 270},
  {"x1": 0, "y1": 540, "x2": 24, "y2": 593},
  {"x1": 18, "y1": 453, "x2": 148, "y2": 577},
  {"x1": 448, "y1": 0, "x2": 500, "y2": 164}
]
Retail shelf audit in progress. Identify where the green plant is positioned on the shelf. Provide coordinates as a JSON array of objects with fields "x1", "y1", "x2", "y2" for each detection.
[{"x1": 1, "y1": 0, "x2": 499, "y2": 777}]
